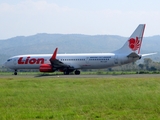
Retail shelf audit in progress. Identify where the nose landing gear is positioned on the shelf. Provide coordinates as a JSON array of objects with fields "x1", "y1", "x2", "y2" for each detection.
[{"x1": 14, "y1": 70, "x2": 17, "y2": 75}]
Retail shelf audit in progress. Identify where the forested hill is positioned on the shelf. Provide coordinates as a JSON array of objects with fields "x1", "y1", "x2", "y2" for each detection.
[{"x1": 0, "y1": 34, "x2": 160, "y2": 65}]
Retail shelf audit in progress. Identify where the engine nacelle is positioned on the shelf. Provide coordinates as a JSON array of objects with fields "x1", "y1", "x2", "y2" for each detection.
[{"x1": 39, "y1": 64, "x2": 53, "y2": 72}]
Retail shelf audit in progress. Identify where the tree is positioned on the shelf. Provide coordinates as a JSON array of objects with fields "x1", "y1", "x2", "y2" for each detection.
[
  {"x1": 138, "y1": 64, "x2": 144, "y2": 70},
  {"x1": 144, "y1": 58, "x2": 153, "y2": 70}
]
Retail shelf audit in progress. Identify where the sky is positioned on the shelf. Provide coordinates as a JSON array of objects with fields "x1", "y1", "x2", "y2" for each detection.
[{"x1": 0, "y1": 0, "x2": 160, "y2": 39}]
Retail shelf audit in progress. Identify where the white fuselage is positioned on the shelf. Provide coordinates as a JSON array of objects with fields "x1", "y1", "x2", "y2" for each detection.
[
  {"x1": 3, "y1": 24, "x2": 148, "y2": 75},
  {"x1": 4, "y1": 53, "x2": 137, "y2": 70}
]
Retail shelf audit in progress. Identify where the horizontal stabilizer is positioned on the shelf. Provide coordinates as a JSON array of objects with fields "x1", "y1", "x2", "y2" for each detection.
[
  {"x1": 141, "y1": 53, "x2": 157, "y2": 57},
  {"x1": 127, "y1": 52, "x2": 140, "y2": 58}
]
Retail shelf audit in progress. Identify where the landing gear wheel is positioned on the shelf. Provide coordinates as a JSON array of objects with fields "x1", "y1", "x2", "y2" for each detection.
[
  {"x1": 75, "y1": 70, "x2": 80, "y2": 75},
  {"x1": 14, "y1": 72, "x2": 17, "y2": 75},
  {"x1": 14, "y1": 70, "x2": 17, "y2": 75}
]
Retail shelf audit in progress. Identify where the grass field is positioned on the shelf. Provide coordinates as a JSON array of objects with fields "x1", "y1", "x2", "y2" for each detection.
[{"x1": 0, "y1": 76, "x2": 160, "y2": 120}]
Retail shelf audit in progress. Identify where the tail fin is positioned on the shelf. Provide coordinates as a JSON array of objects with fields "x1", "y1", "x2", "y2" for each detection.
[{"x1": 114, "y1": 24, "x2": 146, "y2": 54}]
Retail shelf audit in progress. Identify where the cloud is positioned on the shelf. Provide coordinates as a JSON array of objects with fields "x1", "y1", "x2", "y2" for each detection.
[
  {"x1": 0, "y1": 0, "x2": 74, "y2": 39},
  {"x1": 0, "y1": 0, "x2": 160, "y2": 39},
  {"x1": 0, "y1": 0, "x2": 71, "y2": 14}
]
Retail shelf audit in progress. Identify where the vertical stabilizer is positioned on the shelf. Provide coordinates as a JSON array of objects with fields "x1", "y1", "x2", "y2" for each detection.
[{"x1": 114, "y1": 24, "x2": 145, "y2": 54}]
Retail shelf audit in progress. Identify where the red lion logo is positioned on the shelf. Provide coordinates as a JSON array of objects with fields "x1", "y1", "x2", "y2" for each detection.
[{"x1": 128, "y1": 37, "x2": 141, "y2": 51}]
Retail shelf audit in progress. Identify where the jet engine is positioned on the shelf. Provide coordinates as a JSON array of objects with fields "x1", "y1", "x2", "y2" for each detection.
[{"x1": 39, "y1": 64, "x2": 53, "y2": 72}]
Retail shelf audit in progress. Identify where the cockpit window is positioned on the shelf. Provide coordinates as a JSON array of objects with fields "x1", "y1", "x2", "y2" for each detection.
[{"x1": 7, "y1": 59, "x2": 12, "y2": 62}]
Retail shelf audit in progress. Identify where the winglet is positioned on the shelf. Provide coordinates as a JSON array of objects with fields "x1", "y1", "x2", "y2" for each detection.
[{"x1": 50, "y1": 48, "x2": 58, "y2": 60}]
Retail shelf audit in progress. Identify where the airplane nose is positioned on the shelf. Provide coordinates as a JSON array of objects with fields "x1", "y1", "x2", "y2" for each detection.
[{"x1": 3, "y1": 62, "x2": 7, "y2": 68}]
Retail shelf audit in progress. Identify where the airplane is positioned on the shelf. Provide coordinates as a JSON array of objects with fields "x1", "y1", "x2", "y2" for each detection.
[{"x1": 4, "y1": 24, "x2": 156, "y2": 75}]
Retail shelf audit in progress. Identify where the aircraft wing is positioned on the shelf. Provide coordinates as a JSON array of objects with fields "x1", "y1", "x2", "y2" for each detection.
[
  {"x1": 49, "y1": 48, "x2": 73, "y2": 70},
  {"x1": 50, "y1": 59, "x2": 69, "y2": 68}
]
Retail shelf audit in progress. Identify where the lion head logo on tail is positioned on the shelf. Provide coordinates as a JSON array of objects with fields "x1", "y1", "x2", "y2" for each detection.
[{"x1": 128, "y1": 37, "x2": 141, "y2": 51}]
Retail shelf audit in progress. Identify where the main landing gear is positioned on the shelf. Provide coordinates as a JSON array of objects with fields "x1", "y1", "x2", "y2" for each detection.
[
  {"x1": 14, "y1": 70, "x2": 17, "y2": 75},
  {"x1": 75, "y1": 70, "x2": 80, "y2": 75},
  {"x1": 63, "y1": 70, "x2": 80, "y2": 75}
]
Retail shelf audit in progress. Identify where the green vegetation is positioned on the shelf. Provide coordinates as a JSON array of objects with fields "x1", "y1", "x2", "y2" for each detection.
[{"x1": 0, "y1": 77, "x2": 160, "y2": 120}]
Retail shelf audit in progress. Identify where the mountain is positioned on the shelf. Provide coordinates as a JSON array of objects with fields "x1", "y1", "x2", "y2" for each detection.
[{"x1": 0, "y1": 34, "x2": 160, "y2": 65}]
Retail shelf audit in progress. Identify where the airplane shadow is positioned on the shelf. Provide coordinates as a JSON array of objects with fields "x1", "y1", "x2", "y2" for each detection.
[{"x1": 34, "y1": 73, "x2": 63, "y2": 77}]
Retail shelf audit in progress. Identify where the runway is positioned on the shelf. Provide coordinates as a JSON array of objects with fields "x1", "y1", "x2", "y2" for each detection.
[
  {"x1": 47, "y1": 74, "x2": 160, "y2": 78},
  {"x1": 1, "y1": 74, "x2": 160, "y2": 78}
]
